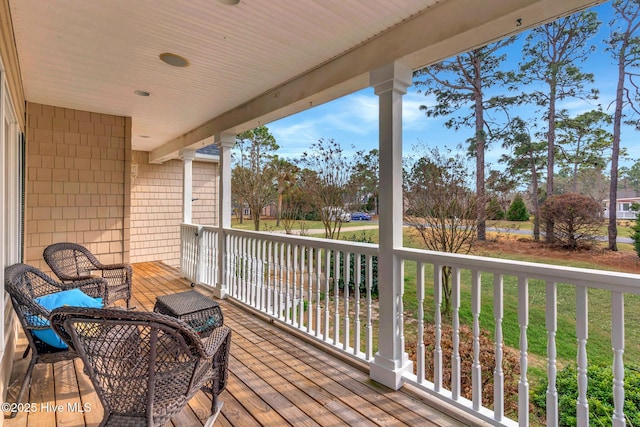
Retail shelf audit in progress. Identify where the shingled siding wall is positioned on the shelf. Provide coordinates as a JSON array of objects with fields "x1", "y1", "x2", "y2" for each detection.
[
  {"x1": 25, "y1": 102, "x2": 130, "y2": 272},
  {"x1": 130, "y1": 151, "x2": 218, "y2": 268}
]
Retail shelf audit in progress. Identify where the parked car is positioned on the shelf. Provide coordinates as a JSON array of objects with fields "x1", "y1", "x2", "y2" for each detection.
[
  {"x1": 350, "y1": 212, "x2": 371, "y2": 221},
  {"x1": 323, "y1": 207, "x2": 351, "y2": 222}
]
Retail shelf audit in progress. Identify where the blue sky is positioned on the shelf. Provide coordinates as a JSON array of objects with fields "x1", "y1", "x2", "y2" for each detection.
[{"x1": 266, "y1": 1, "x2": 640, "y2": 172}]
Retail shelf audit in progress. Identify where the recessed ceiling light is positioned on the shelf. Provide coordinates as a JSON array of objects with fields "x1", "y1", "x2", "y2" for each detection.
[
  {"x1": 218, "y1": 0, "x2": 240, "y2": 4},
  {"x1": 159, "y1": 53, "x2": 190, "y2": 68},
  {"x1": 139, "y1": 135, "x2": 150, "y2": 138},
  {"x1": 134, "y1": 90, "x2": 150, "y2": 96}
]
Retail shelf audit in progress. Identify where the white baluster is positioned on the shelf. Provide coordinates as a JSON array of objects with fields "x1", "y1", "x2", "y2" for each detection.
[
  {"x1": 518, "y1": 276, "x2": 529, "y2": 427},
  {"x1": 315, "y1": 248, "x2": 322, "y2": 338},
  {"x1": 471, "y1": 270, "x2": 482, "y2": 411},
  {"x1": 452, "y1": 267, "x2": 461, "y2": 400},
  {"x1": 278, "y1": 242, "x2": 285, "y2": 319},
  {"x1": 250, "y1": 237, "x2": 256, "y2": 306},
  {"x1": 417, "y1": 262, "x2": 425, "y2": 384},
  {"x1": 494, "y1": 273, "x2": 504, "y2": 422},
  {"x1": 242, "y1": 237, "x2": 248, "y2": 302},
  {"x1": 299, "y1": 246, "x2": 306, "y2": 328},
  {"x1": 366, "y1": 254, "x2": 373, "y2": 361},
  {"x1": 546, "y1": 281, "x2": 558, "y2": 427},
  {"x1": 292, "y1": 244, "x2": 298, "y2": 325},
  {"x1": 266, "y1": 241, "x2": 273, "y2": 315},
  {"x1": 324, "y1": 249, "x2": 330, "y2": 341},
  {"x1": 228, "y1": 234, "x2": 236, "y2": 297},
  {"x1": 334, "y1": 250, "x2": 340, "y2": 346},
  {"x1": 262, "y1": 239, "x2": 267, "y2": 308},
  {"x1": 285, "y1": 243, "x2": 292, "y2": 323},
  {"x1": 434, "y1": 263, "x2": 443, "y2": 392},
  {"x1": 238, "y1": 235, "x2": 243, "y2": 300},
  {"x1": 344, "y1": 251, "x2": 350, "y2": 351},
  {"x1": 576, "y1": 286, "x2": 588, "y2": 427},
  {"x1": 612, "y1": 292, "x2": 625, "y2": 427},
  {"x1": 354, "y1": 253, "x2": 362, "y2": 356},
  {"x1": 307, "y1": 246, "x2": 314, "y2": 333}
]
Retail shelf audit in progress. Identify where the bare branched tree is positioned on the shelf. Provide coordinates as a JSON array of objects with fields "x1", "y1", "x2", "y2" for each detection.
[
  {"x1": 300, "y1": 138, "x2": 354, "y2": 240},
  {"x1": 404, "y1": 147, "x2": 477, "y2": 314}
]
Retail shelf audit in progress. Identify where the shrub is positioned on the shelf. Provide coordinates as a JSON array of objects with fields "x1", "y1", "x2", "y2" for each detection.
[
  {"x1": 531, "y1": 363, "x2": 640, "y2": 426},
  {"x1": 487, "y1": 197, "x2": 506, "y2": 220},
  {"x1": 540, "y1": 193, "x2": 603, "y2": 249},
  {"x1": 630, "y1": 203, "x2": 640, "y2": 258},
  {"x1": 507, "y1": 194, "x2": 529, "y2": 221}
]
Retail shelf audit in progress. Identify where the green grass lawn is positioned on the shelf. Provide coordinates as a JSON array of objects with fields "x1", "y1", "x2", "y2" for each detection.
[{"x1": 341, "y1": 227, "x2": 640, "y2": 368}]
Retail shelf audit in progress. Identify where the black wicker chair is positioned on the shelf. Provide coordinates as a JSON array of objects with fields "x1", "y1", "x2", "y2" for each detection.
[
  {"x1": 43, "y1": 242, "x2": 133, "y2": 307},
  {"x1": 4, "y1": 263, "x2": 107, "y2": 418},
  {"x1": 50, "y1": 306, "x2": 232, "y2": 427}
]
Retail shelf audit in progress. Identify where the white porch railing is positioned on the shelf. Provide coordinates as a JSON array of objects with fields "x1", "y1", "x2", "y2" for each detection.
[
  {"x1": 225, "y1": 228, "x2": 378, "y2": 362},
  {"x1": 181, "y1": 223, "x2": 220, "y2": 287},
  {"x1": 181, "y1": 223, "x2": 640, "y2": 426}
]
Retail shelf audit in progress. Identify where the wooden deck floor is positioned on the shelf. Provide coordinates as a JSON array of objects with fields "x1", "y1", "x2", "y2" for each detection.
[{"x1": 5, "y1": 261, "x2": 470, "y2": 427}]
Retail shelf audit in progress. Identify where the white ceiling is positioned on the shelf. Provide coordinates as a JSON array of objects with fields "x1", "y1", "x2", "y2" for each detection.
[
  {"x1": 9, "y1": 0, "x2": 439, "y2": 151},
  {"x1": 8, "y1": 0, "x2": 602, "y2": 156}
]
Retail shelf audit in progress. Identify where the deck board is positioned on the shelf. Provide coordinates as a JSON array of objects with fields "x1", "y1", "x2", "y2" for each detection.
[{"x1": 4, "y1": 261, "x2": 469, "y2": 427}]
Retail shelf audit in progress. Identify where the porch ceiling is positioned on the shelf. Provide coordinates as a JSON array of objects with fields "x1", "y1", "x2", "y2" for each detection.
[{"x1": 9, "y1": 0, "x2": 602, "y2": 160}]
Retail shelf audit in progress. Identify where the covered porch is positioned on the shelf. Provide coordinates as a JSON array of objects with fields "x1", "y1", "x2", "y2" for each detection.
[
  {"x1": 2, "y1": 1, "x2": 635, "y2": 426},
  {"x1": 4, "y1": 262, "x2": 468, "y2": 427}
]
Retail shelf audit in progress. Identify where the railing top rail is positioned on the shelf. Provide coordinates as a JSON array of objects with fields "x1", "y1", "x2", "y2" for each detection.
[
  {"x1": 223, "y1": 227, "x2": 379, "y2": 255},
  {"x1": 181, "y1": 223, "x2": 200, "y2": 228},
  {"x1": 397, "y1": 246, "x2": 640, "y2": 294}
]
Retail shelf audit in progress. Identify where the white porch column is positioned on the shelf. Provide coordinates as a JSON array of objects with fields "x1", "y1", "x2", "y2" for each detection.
[
  {"x1": 369, "y1": 61, "x2": 413, "y2": 389},
  {"x1": 214, "y1": 132, "x2": 235, "y2": 298},
  {"x1": 181, "y1": 149, "x2": 196, "y2": 224}
]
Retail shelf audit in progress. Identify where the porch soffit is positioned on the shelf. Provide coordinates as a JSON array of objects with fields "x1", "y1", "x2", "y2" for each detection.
[{"x1": 8, "y1": 0, "x2": 603, "y2": 163}]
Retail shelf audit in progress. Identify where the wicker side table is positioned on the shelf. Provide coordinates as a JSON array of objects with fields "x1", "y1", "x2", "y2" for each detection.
[{"x1": 154, "y1": 290, "x2": 223, "y2": 336}]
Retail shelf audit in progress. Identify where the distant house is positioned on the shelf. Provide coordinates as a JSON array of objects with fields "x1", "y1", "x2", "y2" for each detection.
[{"x1": 603, "y1": 196, "x2": 640, "y2": 219}]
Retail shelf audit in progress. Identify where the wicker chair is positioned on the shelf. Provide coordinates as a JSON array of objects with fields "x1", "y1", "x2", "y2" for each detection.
[
  {"x1": 44, "y1": 242, "x2": 133, "y2": 307},
  {"x1": 4, "y1": 263, "x2": 107, "y2": 417},
  {"x1": 50, "y1": 306, "x2": 232, "y2": 427}
]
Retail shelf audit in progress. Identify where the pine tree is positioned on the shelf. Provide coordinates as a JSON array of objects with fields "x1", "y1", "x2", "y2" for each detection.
[
  {"x1": 507, "y1": 194, "x2": 529, "y2": 221},
  {"x1": 631, "y1": 203, "x2": 640, "y2": 257}
]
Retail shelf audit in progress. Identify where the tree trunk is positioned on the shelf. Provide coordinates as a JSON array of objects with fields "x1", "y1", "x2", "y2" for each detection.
[
  {"x1": 276, "y1": 191, "x2": 283, "y2": 227},
  {"x1": 546, "y1": 80, "x2": 557, "y2": 243},
  {"x1": 531, "y1": 157, "x2": 540, "y2": 241},
  {"x1": 609, "y1": 33, "x2": 628, "y2": 252},
  {"x1": 473, "y1": 50, "x2": 486, "y2": 241},
  {"x1": 252, "y1": 208, "x2": 260, "y2": 231},
  {"x1": 441, "y1": 266, "x2": 452, "y2": 316}
]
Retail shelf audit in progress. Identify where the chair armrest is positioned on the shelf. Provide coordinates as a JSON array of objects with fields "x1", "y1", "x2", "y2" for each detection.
[
  {"x1": 93, "y1": 261, "x2": 132, "y2": 274},
  {"x1": 201, "y1": 326, "x2": 231, "y2": 359}
]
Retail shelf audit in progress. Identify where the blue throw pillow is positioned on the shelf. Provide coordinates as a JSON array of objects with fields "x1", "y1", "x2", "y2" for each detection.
[{"x1": 33, "y1": 288, "x2": 103, "y2": 349}]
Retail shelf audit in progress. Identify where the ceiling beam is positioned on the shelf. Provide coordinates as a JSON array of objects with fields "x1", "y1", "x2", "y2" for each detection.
[{"x1": 150, "y1": 0, "x2": 602, "y2": 163}]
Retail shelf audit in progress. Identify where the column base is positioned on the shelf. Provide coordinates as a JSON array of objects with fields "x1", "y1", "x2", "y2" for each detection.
[
  {"x1": 370, "y1": 352, "x2": 413, "y2": 390},
  {"x1": 212, "y1": 286, "x2": 228, "y2": 299}
]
